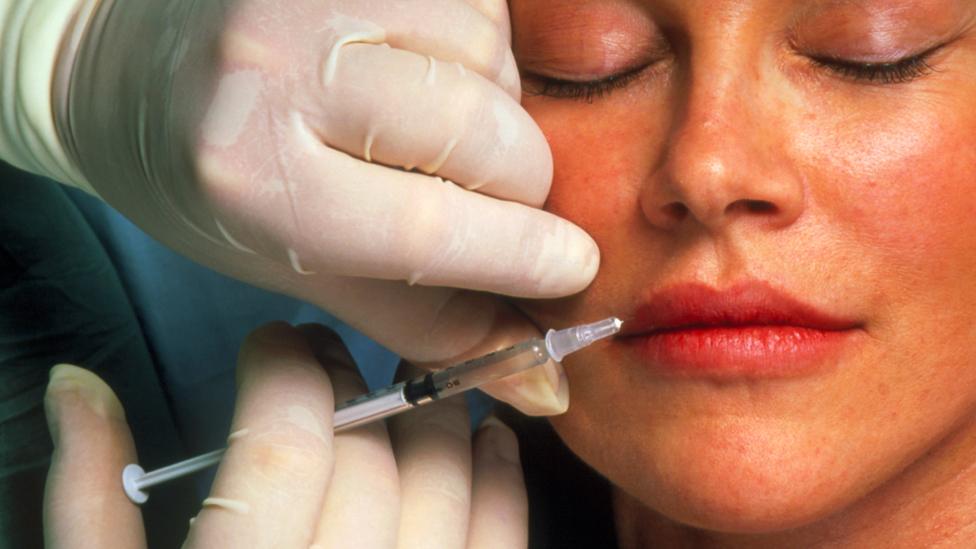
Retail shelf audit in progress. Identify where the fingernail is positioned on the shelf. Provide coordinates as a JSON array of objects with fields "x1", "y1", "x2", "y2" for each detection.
[
  {"x1": 45, "y1": 364, "x2": 125, "y2": 445},
  {"x1": 525, "y1": 360, "x2": 569, "y2": 415},
  {"x1": 479, "y1": 415, "x2": 520, "y2": 464},
  {"x1": 540, "y1": 361, "x2": 570, "y2": 414},
  {"x1": 482, "y1": 359, "x2": 569, "y2": 416}
]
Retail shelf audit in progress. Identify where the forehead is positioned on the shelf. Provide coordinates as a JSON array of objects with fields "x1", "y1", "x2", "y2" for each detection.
[
  {"x1": 509, "y1": 0, "x2": 965, "y2": 41},
  {"x1": 509, "y1": 0, "x2": 955, "y2": 17}
]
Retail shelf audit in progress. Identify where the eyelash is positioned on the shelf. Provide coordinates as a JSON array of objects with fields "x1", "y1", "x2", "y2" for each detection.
[
  {"x1": 528, "y1": 48, "x2": 939, "y2": 103},
  {"x1": 810, "y1": 50, "x2": 937, "y2": 85},
  {"x1": 527, "y1": 65, "x2": 649, "y2": 103}
]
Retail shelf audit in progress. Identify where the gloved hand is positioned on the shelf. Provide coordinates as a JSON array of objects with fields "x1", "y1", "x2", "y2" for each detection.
[
  {"x1": 50, "y1": 0, "x2": 598, "y2": 414},
  {"x1": 44, "y1": 324, "x2": 528, "y2": 548}
]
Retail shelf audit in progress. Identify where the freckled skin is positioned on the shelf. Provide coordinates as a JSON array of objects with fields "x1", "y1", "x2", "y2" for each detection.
[{"x1": 512, "y1": 0, "x2": 976, "y2": 544}]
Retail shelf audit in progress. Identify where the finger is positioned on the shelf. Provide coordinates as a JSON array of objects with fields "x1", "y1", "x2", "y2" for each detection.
[
  {"x1": 298, "y1": 325, "x2": 401, "y2": 549},
  {"x1": 389, "y1": 363, "x2": 473, "y2": 549},
  {"x1": 186, "y1": 323, "x2": 333, "y2": 549},
  {"x1": 288, "y1": 282, "x2": 569, "y2": 417},
  {"x1": 466, "y1": 417, "x2": 528, "y2": 549},
  {"x1": 346, "y1": 0, "x2": 520, "y2": 97},
  {"x1": 209, "y1": 144, "x2": 598, "y2": 299},
  {"x1": 43, "y1": 365, "x2": 146, "y2": 549},
  {"x1": 462, "y1": 0, "x2": 513, "y2": 44},
  {"x1": 316, "y1": 43, "x2": 548, "y2": 207}
]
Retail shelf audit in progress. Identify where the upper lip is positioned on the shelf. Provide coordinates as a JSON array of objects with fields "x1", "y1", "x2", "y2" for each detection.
[{"x1": 619, "y1": 281, "x2": 860, "y2": 336}]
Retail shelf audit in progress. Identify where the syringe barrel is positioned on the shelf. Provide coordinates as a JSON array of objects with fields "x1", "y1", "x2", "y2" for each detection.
[
  {"x1": 425, "y1": 340, "x2": 549, "y2": 401},
  {"x1": 333, "y1": 383, "x2": 412, "y2": 431}
]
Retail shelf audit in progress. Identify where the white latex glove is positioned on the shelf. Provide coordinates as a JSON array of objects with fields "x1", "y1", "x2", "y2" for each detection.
[
  {"x1": 46, "y1": 0, "x2": 599, "y2": 414},
  {"x1": 44, "y1": 324, "x2": 528, "y2": 548}
]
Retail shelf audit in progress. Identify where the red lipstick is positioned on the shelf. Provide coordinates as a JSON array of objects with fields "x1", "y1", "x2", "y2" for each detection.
[{"x1": 619, "y1": 282, "x2": 862, "y2": 377}]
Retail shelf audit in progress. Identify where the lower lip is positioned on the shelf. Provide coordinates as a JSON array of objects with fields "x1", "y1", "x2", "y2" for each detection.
[{"x1": 624, "y1": 325, "x2": 857, "y2": 378}]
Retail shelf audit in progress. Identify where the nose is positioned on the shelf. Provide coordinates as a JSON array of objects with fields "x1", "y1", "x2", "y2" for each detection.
[{"x1": 640, "y1": 70, "x2": 805, "y2": 233}]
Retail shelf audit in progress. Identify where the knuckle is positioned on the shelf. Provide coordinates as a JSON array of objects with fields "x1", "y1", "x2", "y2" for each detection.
[
  {"x1": 242, "y1": 433, "x2": 332, "y2": 482},
  {"x1": 403, "y1": 460, "x2": 471, "y2": 507},
  {"x1": 388, "y1": 183, "x2": 455, "y2": 279},
  {"x1": 195, "y1": 148, "x2": 241, "y2": 200},
  {"x1": 347, "y1": 438, "x2": 401, "y2": 497},
  {"x1": 421, "y1": 476, "x2": 471, "y2": 507}
]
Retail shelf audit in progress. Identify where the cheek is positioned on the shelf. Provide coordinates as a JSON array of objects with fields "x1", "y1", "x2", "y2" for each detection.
[
  {"x1": 795, "y1": 92, "x2": 976, "y2": 316},
  {"x1": 521, "y1": 99, "x2": 661, "y2": 323},
  {"x1": 531, "y1": 102, "x2": 653, "y2": 234}
]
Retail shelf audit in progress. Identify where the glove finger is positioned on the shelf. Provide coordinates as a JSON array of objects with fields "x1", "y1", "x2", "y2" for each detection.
[
  {"x1": 389, "y1": 362, "x2": 473, "y2": 549},
  {"x1": 186, "y1": 323, "x2": 334, "y2": 549},
  {"x1": 353, "y1": 0, "x2": 519, "y2": 98},
  {"x1": 315, "y1": 43, "x2": 547, "y2": 207},
  {"x1": 297, "y1": 324, "x2": 401, "y2": 549},
  {"x1": 208, "y1": 141, "x2": 597, "y2": 298},
  {"x1": 286, "y1": 280, "x2": 569, "y2": 417},
  {"x1": 466, "y1": 416, "x2": 528, "y2": 549},
  {"x1": 461, "y1": 0, "x2": 513, "y2": 44},
  {"x1": 42, "y1": 365, "x2": 146, "y2": 549}
]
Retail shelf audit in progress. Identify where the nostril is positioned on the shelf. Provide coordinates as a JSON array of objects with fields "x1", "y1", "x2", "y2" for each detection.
[
  {"x1": 729, "y1": 199, "x2": 777, "y2": 215},
  {"x1": 663, "y1": 202, "x2": 689, "y2": 221}
]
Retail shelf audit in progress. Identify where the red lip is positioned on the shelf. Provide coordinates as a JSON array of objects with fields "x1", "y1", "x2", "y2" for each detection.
[{"x1": 619, "y1": 281, "x2": 862, "y2": 378}]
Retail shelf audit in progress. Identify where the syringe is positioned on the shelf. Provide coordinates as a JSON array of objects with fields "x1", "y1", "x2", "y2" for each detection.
[{"x1": 122, "y1": 317, "x2": 622, "y2": 504}]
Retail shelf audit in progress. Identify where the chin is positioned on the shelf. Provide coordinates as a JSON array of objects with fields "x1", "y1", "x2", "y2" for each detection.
[{"x1": 551, "y1": 410, "x2": 872, "y2": 535}]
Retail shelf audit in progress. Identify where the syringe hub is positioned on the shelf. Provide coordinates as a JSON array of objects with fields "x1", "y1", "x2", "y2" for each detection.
[{"x1": 545, "y1": 317, "x2": 623, "y2": 362}]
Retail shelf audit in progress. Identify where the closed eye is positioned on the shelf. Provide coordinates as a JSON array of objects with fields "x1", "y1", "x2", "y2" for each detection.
[
  {"x1": 523, "y1": 63, "x2": 652, "y2": 103},
  {"x1": 808, "y1": 45, "x2": 943, "y2": 85}
]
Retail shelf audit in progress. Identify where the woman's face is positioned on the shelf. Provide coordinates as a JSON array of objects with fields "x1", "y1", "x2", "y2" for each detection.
[{"x1": 510, "y1": 0, "x2": 976, "y2": 536}]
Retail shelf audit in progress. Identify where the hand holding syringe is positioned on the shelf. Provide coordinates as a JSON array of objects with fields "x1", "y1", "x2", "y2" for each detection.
[{"x1": 123, "y1": 317, "x2": 622, "y2": 504}]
